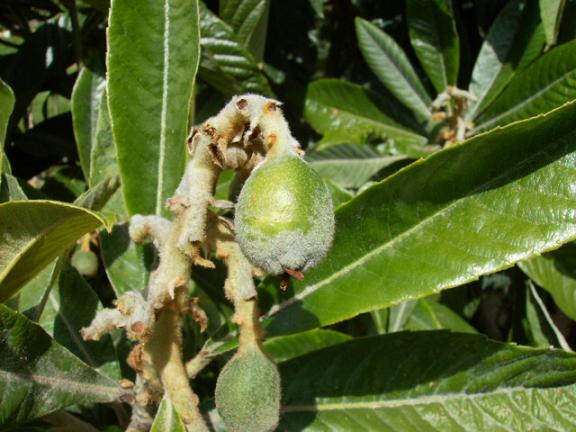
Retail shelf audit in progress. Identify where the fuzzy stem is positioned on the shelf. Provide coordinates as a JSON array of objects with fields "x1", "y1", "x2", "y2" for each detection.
[{"x1": 144, "y1": 288, "x2": 208, "y2": 432}]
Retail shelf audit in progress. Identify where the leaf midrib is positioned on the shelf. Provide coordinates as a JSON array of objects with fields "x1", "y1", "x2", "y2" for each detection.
[{"x1": 281, "y1": 385, "x2": 574, "y2": 413}]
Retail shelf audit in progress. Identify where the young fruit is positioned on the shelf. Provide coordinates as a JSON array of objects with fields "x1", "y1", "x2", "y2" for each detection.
[
  {"x1": 71, "y1": 249, "x2": 99, "y2": 277},
  {"x1": 215, "y1": 345, "x2": 281, "y2": 432},
  {"x1": 234, "y1": 153, "x2": 334, "y2": 275}
]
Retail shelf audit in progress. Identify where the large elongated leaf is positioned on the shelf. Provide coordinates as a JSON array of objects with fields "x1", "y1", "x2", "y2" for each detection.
[
  {"x1": 405, "y1": 298, "x2": 477, "y2": 333},
  {"x1": 406, "y1": 0, "x2": 459, "y2": 94},
  {"x1": 0, "y1": 78, "x2": 14, "y2": 186},
  {"x1": 519, "y1": 254, "x2": 576, "y2": 321},
  {"x1": 468, "y1": 0, "x2": 544, "y2": 120},
  {"x1": 263, "y1": 100, "x2": 576, "y2": 337},
  {"x1": 264, "y1": 329, "x2": 352, "y2": 363},
  {"x1": 0, "y1": 201, "x2": 108, "y2": 302},
  {"x1": 304, "y1": 80, "x2": 427, "y2": 154},
  {"x1": 280, "y1": 331, "x2": 576, "y2": 430},
  {"x1": 0, "y1": 304, "x2": 121, "y2": 426},
  {"x1": 306, "y1": 144, "x2": 405, "y2": 189},
  {"x1": 219, "y1": 0, "x2": 267, "y2": 46},
  {"x1": 476, "y1": 40, "x2": 576, "y2": 131},
  {"x1": 89, "y1": 90, "x2": 117, "y2": 188},
  {"x1": 199, "y1": 3, "x2": 272, "y2": 96},
  {"x1": 540, "y1": 0, "x2": 566, "y2": 46},
  {"x1": 71, "y1": 63, "x2": 106, "y2": 182},
  {"x1": 107, "y1": 0, "x2": 200, "y2": 216},
  {"x1": 355, "y1": 18, "x2": 431, "y2": 121}
]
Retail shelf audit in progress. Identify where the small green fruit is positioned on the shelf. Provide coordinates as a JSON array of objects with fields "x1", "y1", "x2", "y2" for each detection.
[
  {"x1": 215, "y1": 346, "x2": 281, "y2": 432},
  {"x1": 71, "y1": 249, "x2": 99, "y2": 277},
  {"x1": 235, "y1": 153, "x2": 334, "y2": 275}
]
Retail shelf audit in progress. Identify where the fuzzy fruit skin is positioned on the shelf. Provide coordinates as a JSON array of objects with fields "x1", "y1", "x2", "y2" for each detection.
[
  {"x1": 234, "y1": 154, "x2": 334, "y2": 275},
  {"x1": 215, "y1": 346, "x2": 281, "y2": 432},
  {"x1": 71, "y1": 250, "x2": 99, "y2": 277}
]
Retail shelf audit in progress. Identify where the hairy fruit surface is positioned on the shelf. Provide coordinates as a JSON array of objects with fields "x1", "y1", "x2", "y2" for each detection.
[
  {"x1": 234, "y1": 153, "x2": 334, "y2": 275},
  {"x1": 215, "y1": 346, "x2": 281, "y2": 432}
]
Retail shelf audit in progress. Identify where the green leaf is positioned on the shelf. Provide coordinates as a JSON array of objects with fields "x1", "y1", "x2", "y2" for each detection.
[
  {"x1": 263, "y1": 100, "x2": 576, "y2": 337},
  {"x1": 0, "y1": 78, "x2": 14, "y2": 187},
  {"x1": 0, "y1": 304, "x2": 121, "y2": 425},
  {"x1": 406, "y1": 0, "x2": 460, "y2": 93},
  {"x1": 150, "y1": 398, "x2": 186, "y2": 432},
  {"x1": 74, "y1": 176, "x2": 121, "y2": 213},
  {"x1": 468, "y1": 0, "x2": 544, "y2": 120},
  {"x1": 100, "y1": 224, "x2": 150, "y2": 296},
  {"x1": 476, "y1": 40, "x2": 576, "y2": 131},
  {"x1": 306, "y1": 144, "x2": 405, "y2": 189},
  {"x1": 304, "y1": 80, "x2": 427, "y2": 153},
  {"x1": 405, "y1": 298, "x2": 477, "y2": 333},
  {"x1": 540, "y1": 0, "x2": 566, "y2": 46},
  {"x1": 107, "y1": 0, "x2": 200, "y2": 216},
  {"x1": 324, "y1": 178, "x2": 353, "y2": 209},
  {"x1": 264, "y1": 329, "x2": 352, "y2": 363},
  {"x1": 89, "y1": 90, "x2": 117, "y2": 188},
  {"x1": 525, "y1": 281, "x2": 571, "y2": 350},
  {"x1": 387, "y1": 300, "x2": 417, "y2": 332},
  {"x1": 0, "y1": 174, "x2": 27, "y2": 203},
  {"x1": 199, "y1": 2, "x2": 272, "y2": 96},
  {"x1": 71, "y1": 62, "x2": 106, "y2": 182},
  {"x1": 38, "y1": 266, "x2": 121, "y2": 379},
  {"x1": 519, "y1": 254, "x2": 576, "y2": 321},
  {"x1": 219, "y1": 0, "x2": 267, "y2": 46},
  {"x1": 355, "y1": 18, "x2": 431, "y2": 121},
  {"x1": 280, "y1": 331, "x2": 576, "y2": 430},
  {"x1": 0, "y1": 201, "x2": 108, "y2": 302}
]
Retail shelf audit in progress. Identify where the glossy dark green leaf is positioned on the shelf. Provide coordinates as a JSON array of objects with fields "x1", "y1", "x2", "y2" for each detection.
[
  {"x1": 519, "y1": 254, "x2": 576, "y2": 321},
  {"x1": 264, "y1": 100, "x2": 576, "y2": 337},
  {"x1": 305, "y1": 79, "x2": 427, "y2": 152},
  {"x1": 71, "y1": 63, "x2": 106, "y2": 182},
  {"x1": 406, "y1": 0, "x2": 459, "y2": 93},
  {"x1": 37, "y1": 266, "x2": 120, "y2": 379},
  {"x1": 540, "y1": 0, "x2": 566, "y2": 46},
  {"x1": 199, "y1": 3, "x2": 272, "y2": 96},
  {"x1": 306, "y1": 144, "x2": 405, "y2": 189},
  {"x1": 468, "y1": 0, "x2": 544, "y2": 120},
  {"x1": 0, "y1": 304, "x2": 122, "y2": 425},
  {"x1": 355, "y1": 18, "x2": 431, "y2": 121},
  {"x1": 0, "y1": 201, "x2": 108, "y2": 302},
  {"x1": 476, "y1": 40, "x2": 576, "y2": 131},
  {"x1": 219, "y1": 0, "x2": 267, "y2": 46},
  {"x1": 107, "y1": 0, "x2": 200, "y2": 216},
  {"x1": 0, "y1": 78, "x2": 14, "y2": 187},
  {"x1": 150, "y1": 398, "x2": 186, "y2": 432},
  {"x1": 280, "y1": 331, "x2": 576, "y2": 430}
]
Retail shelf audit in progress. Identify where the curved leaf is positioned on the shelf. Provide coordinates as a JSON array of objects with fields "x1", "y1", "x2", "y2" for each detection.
[
  {"x1": 71, "y1": 63, "x2": 106, "y2": 182},
  {"x1": 306, "y1": 144, "x2": 405, "y2": 189},
  {"x1": 304, "y1": 79, "x2": 427, "y2": 154},
  {"x1": 519, "y1": 254, "x2": 576, "y2": 321},
  {"x1": 263, "y1": 100, "x2": 576, "y2": 337},
  {"x1": 540, "y1": 0, "x2": 566, "y2": 46},
  {"x1": 264, "y1": 329, "x2": 352, "y2": 363},
  {"x1": 476, "y1": 39, "x2": 576, "y2": 131},
  {"x1": 219, "y1": 0, "x2": 267, "y2": 46},
  {"x1": 468, "y1": 0, "x2": 544, "y2": 120},
  {"x1": 89, "y1": 89, "x2": 117, "y2": 188},
  {"x1": 0, "y1": 78, "x2": 14, "y2": 186},
  {"x1": 280, "y1": 331, "x2": 576, "y2": 430},
  {"x1": 199, "y1": 3, "x2": 272, "y2": 96},
  {"x1": 355, "y1": 18, "x2": 431, "y2": 121},
  {"x1": 406, "y1": 298, "x2": 477, "y2": 333},
  {"x1": 107, "y1": 0, "x2": 200, "y2": 216},
  {"x1": 0, "y1": 201, "x2": 108, "y2": 301},
  {"x1": 0, "y1": 304, "x2": 121, "y2": 426},
  {"x1": 406, "y1": 0, "x2": 459, "y2": 93}
]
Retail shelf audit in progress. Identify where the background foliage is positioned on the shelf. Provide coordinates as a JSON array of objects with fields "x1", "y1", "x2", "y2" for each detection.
[{"x1": 2, "y1": 0, "x2": 576, "y2": 430}]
